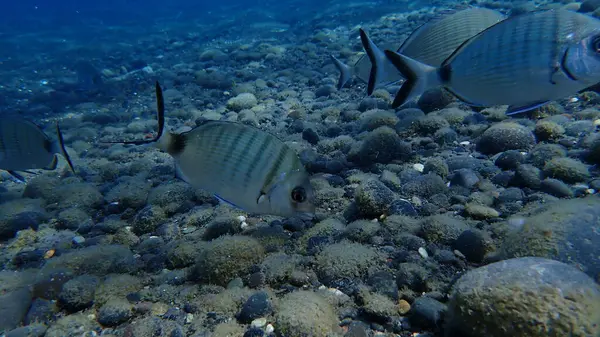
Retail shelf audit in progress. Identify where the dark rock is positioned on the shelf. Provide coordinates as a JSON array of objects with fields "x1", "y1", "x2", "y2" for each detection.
[
  {"x1": 402, "y1": 173, "x2": 447, "y2": 198},
  {"x1": 58, "y1": 275, "x2": 100, "y2": 312},
  {"x1": 0, "y1": 288, "x2": 33, "y2": 332},
  {"x1": 511, "y1": 164, "x2": 542, "y2": 189},
  {"x1": 453, "y1": 229, "x2": 489, "y2": 263},
  {"x1": 97, "y1": 298, "x2": 133, "y2": 326},
  {"x1": 344, "y1": 321, "x2": 370, "y2": 337},
  {"x1": 579, "y1": 0, "x2": 600, "y2": 12},
  {"x1": 491, "y1": 171, "x2": 514, "y2": 187},
  {"x1": 302, "y1": 128, "x2": 320, "y2": 145},
  {"x1": 387, "y1": 199, "x2": 418, "y2": 216},
  {"x1": 315, "y1": 85, "x2": 335, "y2": 97},
  {"x1": 237, "y1": 291, "x2": 273, "y2": 323},
  {"x1": 409, "y1": 296, "x2": 447, "y2": 329},
  {"x1": 449, "y1": 169, "x2": 480, "y2": 189},
  {"x1": 4, "y1": 324, "x2": 47, "y2": 337},
  {"x1": 25, "y1": 298, "x2": 56, "y2": 325},
  {"x1": 354, "y1": 179, "x2": 396, "y2": 217},
  {"x1": 495, "y1": 150, "x2": 525, "y2": 170},
  {"x1": 368, "y1": 271, "x2": 399, "y2": 301},
  {"x1": 496, "y1": 187, "x2": 525, "y2": 204},
  {"x1": 540, "y1": 178, "x2": 574, "y2": 198},
  {"x1": 417, "y1": 88, "x2": 454, "y2": 113}
]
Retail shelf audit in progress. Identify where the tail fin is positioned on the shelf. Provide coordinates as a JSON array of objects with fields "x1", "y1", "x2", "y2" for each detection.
[
  {"x1": 55, "y1": 122, "x2": 76, "y2": 174},
  {"x1": 384, "y1": 50, "x2": 440, "y2": 108},
  {"x1": 103, "y1": 81, "x2": 168, "y2": 147},
  {"x1": 359, "y1": 28, "x2": 388, "y2": 96},
  {"x1": 330, "y1": 55, "x2": 352, "y2": 90}
]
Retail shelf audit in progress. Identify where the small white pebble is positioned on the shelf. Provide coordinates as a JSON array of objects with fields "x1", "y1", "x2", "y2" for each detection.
[
  {"x1": 265, "y1": 324, "x2": 275, "y2": 334},
  {"x1": 454, "y1": 250, "x2": 466, "y2": 259},
  {"x1": 594, "y1": 119, "x2": 600, "y2": 127},
  {"x1": 459, "y1": 141, "x2": 470, "y2": 146},
  {"x1": 327, "y1": 287, "x2": 344, "y2": 296},
  {"x1": 87, "y1": 313, "x2": 96, "y2": 320},
  {"x1": 251, "y1": 317, "x2": 267, "y2": 328},
  {"x1": 237, "y1": 215, "x2": 246, "y2": 223},
  {"x1": 318, "y1": 285, "x2": 326, "y2": 290},
  {"x1": 413, "y1": 163, "x2": 424, "y2": 172},
  {"x1": 570, "y1": 97, "x2": 579, "y2": 103},
  {"x1": 587, "y1": 188, "x2": 596, "y2": 194},
  {"x1": 185, "y1": 313, "x2": 194, "y2": 324},
  {"x1": 240, "y1": 221, "x2": 249, "y2": 230},
  {"x1": 418, "y1": 247, "x2": 429, "y2": 258},
  {"x1": 411, "y1": 196, "x2": 422, "y2": 207}
]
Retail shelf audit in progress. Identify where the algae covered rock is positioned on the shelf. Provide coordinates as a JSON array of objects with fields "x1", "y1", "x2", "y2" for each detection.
[
  {"x1": 194, "y1": 235, "x2": 265, "y2": 286},
  {"x1": 315, "y1": 241, "x2": 383, "y2": 284},
  {"x1": 348, "y1": 126, "x2": 411, "y2": 165},
  {"x1": 275, "y1": 291, "x2": 340, "y2": 336},
  {"x1": 354, "y1": 179, "x2": 395, "y2": 217},
  {"x1": 498, "y1": 196, "x2": 600, "y2": 280},
  {"x1": 0, "y1": 198, "x2": 48, "y2": 239},
  {"x1": 226, "y1": 93, "x2": 258, "y2": 111},
  {"x1": 476, "y1": 122, "x2": 536, "y2": 154},
  {"x1": 446, "y1": 257, "x2": 600, "y2": 337}
]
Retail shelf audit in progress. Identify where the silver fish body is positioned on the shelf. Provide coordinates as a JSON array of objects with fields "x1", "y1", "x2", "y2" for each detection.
[
  {"x1": 332, "y1": 7, "x2": 505, "y2": 93},
  {"x1": 0, "y1": 117, "x2": 74, "y2": 179},
  {"x1": 165, "y1": 121, "x2": 315, "y2": 218},
  {"x1": 117, "y1": 83, "x2": 315, "y2": 219},
  {"x1": 397, "y1": 7, "x2": 506, "y2": 67},
  {"x1": 386, "y1": 9, "x2": 600, "y2": 114}
]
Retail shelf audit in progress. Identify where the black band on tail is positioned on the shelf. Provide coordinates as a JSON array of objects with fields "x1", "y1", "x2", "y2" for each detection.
[
  {"x1": 103, "y1": 81, "x2": 165, "y2": 145},
  {"x1": 359, "y1": 29, "x2": 378, "y2": 96},
  {"x1": 384, "y1": 50, "x2": 416, "y2": 109},
  {"x1": 56, "y1": 122, "x2": 76, "y2": 173}
]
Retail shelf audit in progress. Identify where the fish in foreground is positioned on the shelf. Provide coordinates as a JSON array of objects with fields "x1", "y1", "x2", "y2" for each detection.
[
  {"x1": 111, "y1": 82, "x2": 316, "y2": 219},
  {"x1": 0, "y1": 117, "x2": 75, "y2": 181},
  {"x1": 385, "y1": 9, "x2": 600, "y2": 115},
  {"x1": 331, "y1": 7, "x2": 505, "y2": 94}
]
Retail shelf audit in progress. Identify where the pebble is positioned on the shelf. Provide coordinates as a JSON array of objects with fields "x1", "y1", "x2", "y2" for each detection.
[
  {"x1": 265, "y1": 324, "x2": 274, "y2": 334},
  {"x1": 251, "y1": 317, "x2": 267, "y2": 328},
  {"x1": 398, "y1": 299, "x2": 411, "y2": 315},
  {"x1": 418, "y1": 247, "x2": 429, "y2": 258},
  {"x1": 413, "y1": 163, "x2": 424, "y2": 172},
  {"x1": 72, "y1": 235, "x2": 85, "y2": 245}
]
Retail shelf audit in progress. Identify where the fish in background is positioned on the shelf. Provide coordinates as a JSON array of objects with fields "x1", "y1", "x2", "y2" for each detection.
[
  {"x1": 0, "y1": 117, "x2": 75, "y2": 181},
  {"x1": 385, "y1": 9, "x2": 600, "y2": 115},
  {"x1": 109, "y1": 82, "x2": 316, "y2": 219},
  {"x1": 331, "y1": 7, "x2": 506, "y2": 94}
]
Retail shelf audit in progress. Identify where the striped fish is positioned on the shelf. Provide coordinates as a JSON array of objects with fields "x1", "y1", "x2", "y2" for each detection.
[
  {"x1": 113, "y1": 82, "x2": 315, "y2": 219},
  {"x1": 331, "y1": 7, "x2": 505, "y2": 94},
  {"x1": 0, "y1": 117, "x2": 75, "y2": 181},
  {"x1": 385, "y1": 9, "x2": 600, "y2": 115}
]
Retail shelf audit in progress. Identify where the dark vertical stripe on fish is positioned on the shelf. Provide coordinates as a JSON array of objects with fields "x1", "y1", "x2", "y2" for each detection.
[
  {"x1": 236, "y1": 129, "x2": 259, "y2": 182},
  {"x1": 224, "y1": 129, "x2": 245, "y2": 171},
  {"x1": 550, "y1": 10, "x2": 560, "y2": 83},
  {"x1": 245, "y1": 134, "x2": 271, "y2": 187},
  {"x1": 262, "y1": 146, "x2": 287, "y2": 192},
  {"x1": 206, "y1": 123, "x2": 228, "y2": 162}
]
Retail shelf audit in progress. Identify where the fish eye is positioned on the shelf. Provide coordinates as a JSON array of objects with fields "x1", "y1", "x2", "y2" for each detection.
[
  {"x1": 591, "y1": 35, "x2": 600, "y2": 53},
  {"x1": 291, "y1": 187, "x2": 307, "y2": 203}
]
